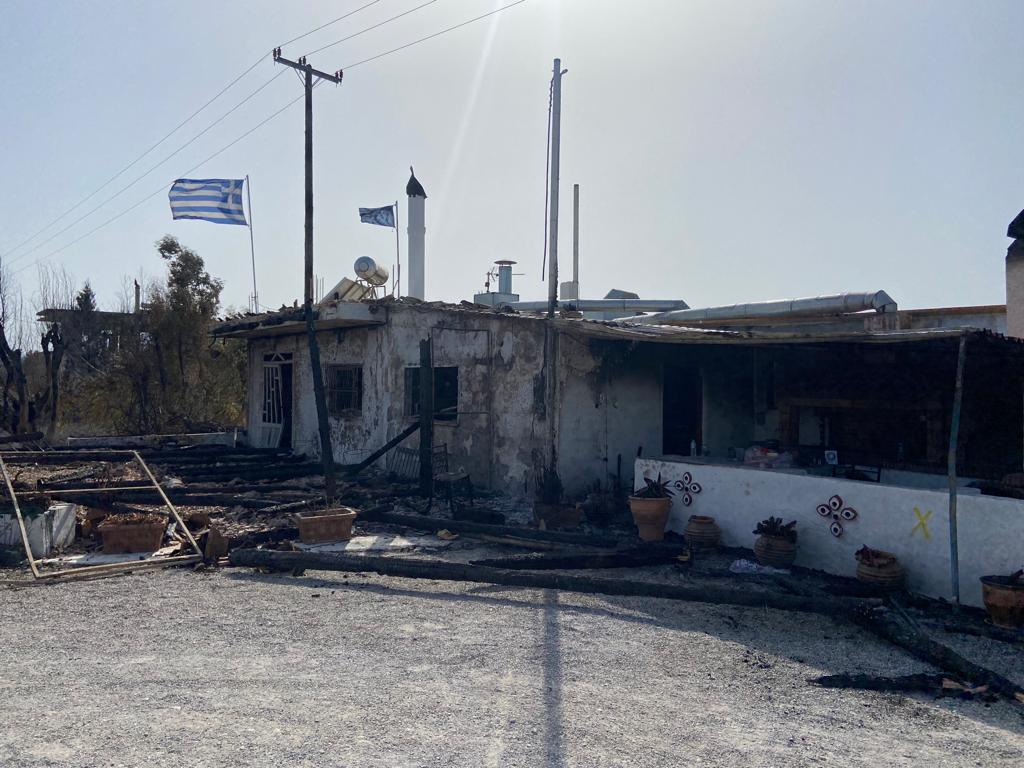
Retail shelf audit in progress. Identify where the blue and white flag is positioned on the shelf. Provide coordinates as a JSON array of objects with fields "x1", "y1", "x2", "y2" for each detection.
[
  {"x1": 358, "y1": 205, "x2": 395, "y2": 228},
  {"x1": 169, "y1": 178, "x2": 247, "y2": 225}
]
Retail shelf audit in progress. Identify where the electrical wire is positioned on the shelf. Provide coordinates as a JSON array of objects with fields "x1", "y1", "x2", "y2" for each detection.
[
  {"x1": 0, "y1": 0, "x2": 382, "y2": 262},
  {"x1": 4, "y1": 70, "x2": 288, "y2": 270},
  {"x1": 303, "y1": 0, "x2": 440, "y2": 57},
  {"x1": 13, "y1": 93, "x2": 305, "y2": 278},
  {"x1": 342, "y1": 0, "x2": 527, "y2": 69},
  {"x1": 14, "y1": 0, "x2": 531, "y2": 277}
]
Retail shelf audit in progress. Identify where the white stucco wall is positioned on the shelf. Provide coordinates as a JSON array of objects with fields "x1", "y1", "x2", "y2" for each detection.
[{"x1": 636, "y1": 457, "x2": 1024, "y2": 607}]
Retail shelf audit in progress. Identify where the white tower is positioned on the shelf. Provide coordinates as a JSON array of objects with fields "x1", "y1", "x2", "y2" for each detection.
[{"x1": 407, "y1": 167, "x2": 427, "y2": 300}]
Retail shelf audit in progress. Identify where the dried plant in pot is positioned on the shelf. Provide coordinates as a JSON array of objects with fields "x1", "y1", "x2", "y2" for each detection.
[
  {"x1": 753, "y1": 516, "x2": 797, "y2": 568},
  {"x1": 629, "y1": 474, "x2": 674, "y2": 542},
  {"x1": 97, "y1": 512, "x2": 166, "y2": 554},
  {"x1": 855, "y1": 545, "x2": 905, "y2": 590}
]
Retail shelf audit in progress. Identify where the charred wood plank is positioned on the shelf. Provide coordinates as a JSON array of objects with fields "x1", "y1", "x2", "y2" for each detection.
[
  {"x1": 810, "y1": 672, "x2": 997, "y2": 700},
  {"x1": 851, "y1": 606, "x2": 1024, "y2": 702},
  {"x1": 229, "y1": 548, "x2": 869, "y2": 616},
  {"x1": 356, "y1": 508, "x2": 622, "y2": 548},
  {"x1": 470, "y1": 543, "x2": 686, "y2": 570}
]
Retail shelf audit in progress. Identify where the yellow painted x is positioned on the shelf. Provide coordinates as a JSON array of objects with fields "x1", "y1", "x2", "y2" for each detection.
[{"x1": 912, "y1": 507, "x2": 932, "y2": 540}]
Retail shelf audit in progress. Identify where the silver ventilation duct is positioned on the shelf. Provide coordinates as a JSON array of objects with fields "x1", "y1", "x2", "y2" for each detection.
[
  {"x1": 510, "y1": 298, "x2": 690, "y2": 312},
  {"x1": 623, "y1": 291, "x2": 897, "y2": 325}
]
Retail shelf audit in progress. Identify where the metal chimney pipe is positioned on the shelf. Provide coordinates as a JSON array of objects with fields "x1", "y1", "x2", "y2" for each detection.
[
  {"x1": 406, "y1": 168, "x2": 427, "y2": 300},
  {"x1": 497, "y1": 261, "x2": 513, "y2": 295}
]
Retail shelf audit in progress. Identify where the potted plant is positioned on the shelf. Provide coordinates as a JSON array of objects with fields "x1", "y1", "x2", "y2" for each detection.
[
  {"x1": 97, "y1": 512, "x2": 166, "y2": 554},
  {"x1": 629, "y1": 474, "x2": 674, "y2": 542},
  {"x1": 684, "y1": 514, "x2": 721, "y2": 547},
  {"x1": 854, "y1": 545, "x2": 905, "y2": 590},
  {"x1": 980, "y1": 568, "x2": 1024, "y2": 629},
  {"x1": 533, "y1": 466, "x2": 581, "y2": 530},
  {"x1": 296, "y1": 505, "x2": 358, "y2": 544},
  {"x1": 753, "y1": 516, "x2": 798, "y2": 568}
]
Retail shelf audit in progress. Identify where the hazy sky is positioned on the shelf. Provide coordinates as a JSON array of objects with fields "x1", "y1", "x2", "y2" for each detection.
[{"x1": 3, "y1": 0, "x2": 1023, "y2": 316}]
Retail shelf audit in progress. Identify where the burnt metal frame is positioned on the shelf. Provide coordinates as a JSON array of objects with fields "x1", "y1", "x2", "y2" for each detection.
[{"x1": 1, "y1": 450, "x2": 203, "y2": 581}]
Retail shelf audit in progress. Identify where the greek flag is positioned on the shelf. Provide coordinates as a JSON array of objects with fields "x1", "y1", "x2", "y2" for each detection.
[
  {"x1": 359, "y1": 205, "x2": 395, "y2": 227},
  {"x1": 169, "y1": 179, "x2": 247, "y2": 225}
]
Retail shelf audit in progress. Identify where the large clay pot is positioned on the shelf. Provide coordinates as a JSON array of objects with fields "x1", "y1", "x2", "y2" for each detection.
[
  {"x1": 629, "y1": 497, "x2": 671, "y2": 542},
  {"x1": 855, "y1": 550, "x2": 905, "y2": 590},
  {"x1": 684, "y1": 515, "x2": 721, "y2": 547},
  {"x1": 297, "y1": 508, "x2": 357, "y2": 544},
  {"x1": 754, "y1": 534, "x2": 796, "y2": 568},
  {"x1": 980, "y1": 576, "x2": 1024, "y2": 629}
]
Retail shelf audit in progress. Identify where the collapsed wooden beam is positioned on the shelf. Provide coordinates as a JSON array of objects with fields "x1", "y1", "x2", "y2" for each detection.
[
  {"x1": 851, "y1": 606, "x2": 1024, "y2": 702},
  {"x1": 470, "y1": 543, "x2": 686, "y2": 570},
  {"x1": 228, "y1": 548, "x2": 868, "y2": 616},
  {"x1": 357, "y1": 508, "x2": 623, "y2": 548}
]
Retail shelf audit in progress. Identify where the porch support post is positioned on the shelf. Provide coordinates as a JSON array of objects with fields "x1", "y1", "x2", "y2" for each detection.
[
  {"x1": 419, "y1": 338, "x2": 434, "y2": 497},
  {"x1": 947, "y1": 332, "x2": 968, "y2": 605}
]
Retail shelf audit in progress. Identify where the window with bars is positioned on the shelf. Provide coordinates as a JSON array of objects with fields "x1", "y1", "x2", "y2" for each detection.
[{"x1": 326, "y1": 365, "x2": 363, "y2": 416}]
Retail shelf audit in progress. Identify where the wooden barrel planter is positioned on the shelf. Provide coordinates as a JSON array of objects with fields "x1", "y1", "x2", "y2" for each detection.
[
  {"x1": 297, "y1": 508, "x2": 357, "y2": 544},
  {"x1": 628, "y1": 497, "x2": 671, "y2": 542},
  {"x1": 980, "y1": 575, "x2": 1024, "y2": 629},
  {"x1": 754, "y1": 534, "x2": 797, "y2": 568},
  {"x1": 855, "y1": 548, "x2": 905, "y2": 590},
  {"x1": 98, "y1": 514, "x2": 166, "y2": 554},
  {"x1": 684, "y1": 515, "x2": 721, "y2": 548}
]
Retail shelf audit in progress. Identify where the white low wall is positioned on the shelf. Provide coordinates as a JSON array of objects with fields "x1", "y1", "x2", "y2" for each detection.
[{"x1": 636, "y1": 458, "x2": 1024, "y2": 607}]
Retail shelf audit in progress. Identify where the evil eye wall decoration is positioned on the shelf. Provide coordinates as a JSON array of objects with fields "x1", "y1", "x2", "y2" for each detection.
[
  {"x1": 672, "y1": 472, "x2": 703, "y2": 506},
  {"x1": 815, "y1": 494, "x2": 858, "y2": 537}
]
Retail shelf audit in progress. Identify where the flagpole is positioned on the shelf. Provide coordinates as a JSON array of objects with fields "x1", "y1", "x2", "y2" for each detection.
[
  {"x1": 245, "y1": 175, "x2": 258, "y2": 312},
  {"x1": 393, "y1": 199, "x2": 401, "y2": 297}
]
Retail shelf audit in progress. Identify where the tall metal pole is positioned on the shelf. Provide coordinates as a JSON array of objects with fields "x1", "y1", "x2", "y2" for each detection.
[
  {"x1": 394, "y1": 199, "x2": 401, "y2": 297},
  {"x1": 546, "y1": 58, "x2": 564, "y2": 318},
  {"x1": 572, "y1": 182, "x2": 579, "y2": 287},
  {"x1": 947, "y1": 332, "x2": 968, "y2": 605},
  {"x1": 245, "y1": 174, "x2": 258, "y2": 312}
]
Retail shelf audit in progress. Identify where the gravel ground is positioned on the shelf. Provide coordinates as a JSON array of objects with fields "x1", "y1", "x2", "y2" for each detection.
[{"x1": 1, "y1": 566, "x2": 1023, "y2": 767}]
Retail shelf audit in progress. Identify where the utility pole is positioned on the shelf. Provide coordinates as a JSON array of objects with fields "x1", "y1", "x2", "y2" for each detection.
[
  {"x1": 546, "y1": 58, "x2": 566, "y2": 318},
  {"x1": 273, "y1": 48, "x2": 343, "y2": 500}
]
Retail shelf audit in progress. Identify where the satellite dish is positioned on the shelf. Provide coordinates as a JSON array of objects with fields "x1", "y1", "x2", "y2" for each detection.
[{"x1": 354, "y1": 256, "x2": 389, "y2": 287}]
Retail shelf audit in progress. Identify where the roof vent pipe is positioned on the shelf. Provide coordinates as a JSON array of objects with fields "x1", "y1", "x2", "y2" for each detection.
[{"x1": 623, "y1": 291, "x2": 898, "y2": 325}]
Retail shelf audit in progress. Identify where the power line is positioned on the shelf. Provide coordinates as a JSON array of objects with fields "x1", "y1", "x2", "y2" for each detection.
[
  {"x1": 344, "y1": 0, "x2": 527, "y2": 69},
  {"x1": 15, "y1": 0, "x2": 531, "y2": 278},
  {"x1": 4, "y1": 70, "x2": 288, "y2": 270},
  {"x1": 0, "y1": 0, "x2": 383, "y2": 262},
  {"x1": 303, "y1": 0, "x2": 440, "y2": 57},
  {"x1": 13, "y1": 93, "x2": 305, "y2": 278}
]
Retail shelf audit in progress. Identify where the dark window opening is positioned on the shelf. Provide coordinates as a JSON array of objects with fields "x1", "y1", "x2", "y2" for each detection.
[
  {"x1": 406, "y1": 366, "x2": 459, "y2": 421},
  {"x1": 327, "y1": 365, "x2": 363, "y2": 415}
]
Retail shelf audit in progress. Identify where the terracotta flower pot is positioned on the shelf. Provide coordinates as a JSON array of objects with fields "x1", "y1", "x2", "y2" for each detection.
[
  {"x1": 754, "y1": 534, "x2": 796, "y2": 568},
  {"x1": 855, "y1": 550, "x2": 905, "y2": 590},
  {"x1": 684, "y1": 515, "x2": 721, "y2": 548},
  {"x1": 629, "y1": 496, "x2": 671, "y2": 542},
  {"x1": 980, "y1": 575, "x2": 1024, "y2": 629},
  {"x1": 297, "y1": 508, "x2": 357, "y2": 544}
]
